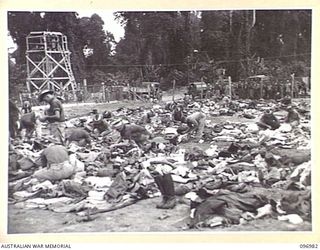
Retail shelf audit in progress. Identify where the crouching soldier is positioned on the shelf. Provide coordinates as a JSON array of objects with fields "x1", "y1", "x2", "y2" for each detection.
[
  {"x1": 181, "y1": 111, "x2": 206, "y2": 139},
  {"x1": 65, "y1": 128, "x2": 91, "y2": 147},
  {"x1": 33, "y1": 144, "x2": 75, "y2": 182},
  {"x1": 111, "y1": 119, "x2": 151, "y2": 147},
  {"x1": 257, "y1": 109, "x2": 280, "y2": 130}
]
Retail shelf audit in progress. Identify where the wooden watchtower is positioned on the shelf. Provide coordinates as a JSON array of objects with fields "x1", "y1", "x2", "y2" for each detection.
[{"x1": 26, "y1": 31, "x2": 77, "y2": 95}]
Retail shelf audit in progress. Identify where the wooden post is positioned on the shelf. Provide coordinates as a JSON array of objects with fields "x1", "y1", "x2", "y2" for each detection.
[
  {"x1": 306, "y1": 76, "x2": 310, "y2": 95},
  {"x1": 228, "y1": 76, "x2": 232, "y2": 99},
  {"x1": 187, "y1": 57, "x2": 190, "y2": 86},
  {"x1": 127, "y1": 83, "x2": 130, "y2": 100},
  {"x1": 26, "y1": 81, "x2": 31, "y2": 93},
  {"x1": 148, "y1": 83, "x2": 151, "y2": 101},
  {"x1": 291, "y1": 73, "x2": 295, "y2": 99},
  {"x1": 106, "y1": 86, "x2": 110, "y2": 103},
  {"x1": 83, "y1": 79, "x2": 87, "y2": 101},
  {"x1": 19, "y1": 92, "x2": 23, "y2": 107},
  {"x1": 101, "y1": 82, "x2": 106, "y2": 102},
  {"x1": 172, "y1": 79, "x2": 176, "y2": 101},
  {"x1": 133, "y1": 87, "x2": 137, "y2": 101}
]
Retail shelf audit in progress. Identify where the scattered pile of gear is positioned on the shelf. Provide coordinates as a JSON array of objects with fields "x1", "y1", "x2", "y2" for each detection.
[{"x1": 8, "y1": 97, "x2": 311, "y2": 229}]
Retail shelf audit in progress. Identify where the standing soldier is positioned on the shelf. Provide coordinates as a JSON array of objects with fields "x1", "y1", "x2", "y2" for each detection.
[
  {"x1": 9, "y1": 100, "x2": 20, "y2": 139},
  {"x1": 278, "y1": 81, "x2": 283, "y2": 98},
  {"x1": 254, "y1": 82, "x2": 260, "y2": 99},
  {"x1": 285, "y1": 80, "x2": 291, "y2": 97},
  {"x1": 249, "y1": 82, "x2": 254, "y2": 99},
  {"x1": 274, "y1": 82, "x2": 281, "y2": 100},
  {"x1": 238, "y1": 81, "x2": 244, "y2": 99},
  {"x1": 38, "y1": 89, "x2": 66, "y2": 144},
  {"x1": 243, "y1": 81, "x2": 248, "y2": 99}
]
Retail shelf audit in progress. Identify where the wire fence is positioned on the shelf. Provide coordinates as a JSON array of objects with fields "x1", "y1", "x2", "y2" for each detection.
[
  {"x1": 18, "y1": 84, "x2": 164, "y2": 106},
  {"x1": 17, "y1": 74, "x2": 310, "y2": 107}
]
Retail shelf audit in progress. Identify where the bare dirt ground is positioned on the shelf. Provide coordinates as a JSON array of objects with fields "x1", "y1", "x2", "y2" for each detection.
[
  {"x1": 8, "y1": 195, "x2": 311, "y2": 233},
  {"x1": 7, "y1": 99, "x2": 312, "y2": 233}
]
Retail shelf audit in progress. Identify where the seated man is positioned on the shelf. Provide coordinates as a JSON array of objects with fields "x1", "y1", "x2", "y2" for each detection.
[
  {"x1": 33, "y1": 144, "x2": 75, "y2": 182},
  {"x1": 89, "y1": 113, "x2": 110, "y2": 136},
  {"x1": 181, "y1": 111, "x2": 206, "y2": 139},
  {"x1": 111, "y1": 119, "x2": 151, "y2": 147},
  {"x1": 257, "y1": 109, "x2": 280, "y2": 130},
  {"x1": 284, "y1": 106, "x2": 300, "y2": 126}
]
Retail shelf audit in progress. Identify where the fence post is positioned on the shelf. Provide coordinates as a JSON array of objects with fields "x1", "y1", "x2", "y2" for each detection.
[
  {"x1": 106, "y1": 86, "x2": 110, "y2": 103},
  {"x1": 59, "y1": 82, "x2": 63, "y2": 101},
  {"x1": 83, "y1": 79, "x2": 87, "y2": 102},
  {"x1": 120, "y1": 86, "x2": 124, "y2": 101},
  {"x1": 228, "y1": 76, "x2": 232, "y2": 99},
  {"x1": 291, "y1": 73, "x2": 295, "y2": 99},
  {"x1": 71, "y1": 82, "x2": 77, "y2": 102},
  {"x1": 306, "y1": 76, "x2": 310, "y2": 95},
  {"x1": 26, "y1": 81, "x2": 31, "y2": 93},
  {"x1": 172, "y1": 79, "x2": 176, "y2": 102},
  {"x1": 19, "y1": 92, "x2": 23, "y2": 106},
  {"x1": 101, "y1": 82, "x2": 106, "y2": 102},
  {"x1": 133, "y1": 87, "x2": 137, "y2": 101},
  {"x1": 127, "y1": 84, "x2": 130, "y2": 101}
]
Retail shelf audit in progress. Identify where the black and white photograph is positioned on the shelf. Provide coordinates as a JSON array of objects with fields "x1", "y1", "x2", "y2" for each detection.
[{"x1": 6, "y1": 9, "x2": 312, "y2": 234}]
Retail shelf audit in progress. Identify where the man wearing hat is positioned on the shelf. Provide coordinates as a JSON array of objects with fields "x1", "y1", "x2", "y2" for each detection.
[
  {"x1": 38, "y1": 89, "x2": 66, "y2": 144},
  {"x1": 111, "y1": 119, "x2": 151, "y2": 147},
  {"x1": 9, "y1": 100, "x2": 20, "y2": 139}
]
